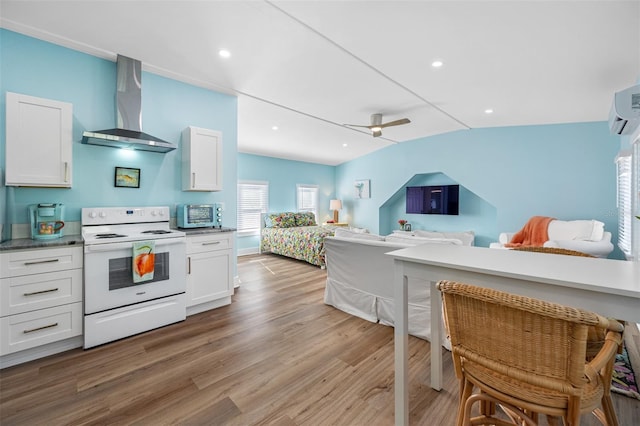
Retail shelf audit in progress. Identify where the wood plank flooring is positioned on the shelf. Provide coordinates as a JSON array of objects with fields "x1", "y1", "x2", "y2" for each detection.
[{"x1": 1, "y1": 253, "x2": 638, "y2": 425}]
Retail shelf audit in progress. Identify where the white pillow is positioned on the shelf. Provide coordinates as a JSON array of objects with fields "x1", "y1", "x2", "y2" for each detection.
[
  {"x1": 384, "y1": 234, "x2": 462, "y2": 246},
  {"x1": 350, "y1": 227, "x2": 370, "y2": 234},
  {"x1": 334, "y1": 228, "x2": 384, "y2": 241},
  {"x1": 413, "y1": 230, "x2": 445, "y2": 239},
  {"x1": 415, "y1": 230, "x2": 475, "y2": 246},
  {"x1": 547, "y1": 220, "x2": 604, "y2": 242}
]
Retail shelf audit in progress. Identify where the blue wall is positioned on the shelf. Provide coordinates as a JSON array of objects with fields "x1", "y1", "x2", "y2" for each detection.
[
  {"x1": 239, "y1": 121, "x2": 623, "y2": 258},
  {"x1": 1, "y1": 29, "x2": 238, "y2": 241},
  {"x1": 237, "y1": 153, "x2": 336, "y2": 251},
  {"x1": 382, "y1": 172, "x2": 496, "y2": 247},
  {"x1": 336, "y1": 123, "x2": 624, "y2": 258}
]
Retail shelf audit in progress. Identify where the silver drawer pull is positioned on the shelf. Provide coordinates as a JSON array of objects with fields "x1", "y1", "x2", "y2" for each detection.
[
  {"x1": 24, "y1": 288, "x2": 59, "y2": 296},
  {"x1": 24, "y1": 259, "x2": 60, "y2": 266},
  {"x1": 202, "y1": 241, "x2": 221, "y2": 246},
  {"x1": 24, "y1": 323, "x2": 58, "y2": 334}
]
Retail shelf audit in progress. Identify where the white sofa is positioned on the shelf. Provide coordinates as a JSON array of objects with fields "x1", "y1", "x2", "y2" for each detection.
[
  {"x1": 323, "y1": 228, "x2": 475, "y2": 346},
  {"x1": 489, "y1": 219, "x2": 613, "y2": 258}
]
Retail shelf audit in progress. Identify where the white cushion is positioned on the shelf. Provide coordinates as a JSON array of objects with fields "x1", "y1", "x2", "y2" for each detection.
[
  {"x1": 547, "y1": 220, "x2": 605, "y2": 242},
  {"x1": 414, "y1": 230, "x2": 475, "y2": 246},
  {"x1": 384, "y1": 234, "x2": 463, "y2": 246},
  {"x1": 349, "y1": 227, "x2": 369, "y2": 234},
  {"x1": 334, "y1": 227, "x2": 384, "y2": 241}
]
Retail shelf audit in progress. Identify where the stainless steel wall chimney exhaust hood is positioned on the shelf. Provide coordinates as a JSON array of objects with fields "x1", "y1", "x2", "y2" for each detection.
[{"x1": 82, "y1": 55, "x2": 176, "y2": 153}]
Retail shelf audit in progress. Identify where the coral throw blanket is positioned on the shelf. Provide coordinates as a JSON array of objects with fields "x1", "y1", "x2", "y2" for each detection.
[{"x1": 505, "y1": 216, "x2": 555, "y2": 248}]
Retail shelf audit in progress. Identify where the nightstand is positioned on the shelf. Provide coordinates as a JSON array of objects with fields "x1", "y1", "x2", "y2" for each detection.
[{"x1": 323, "y1": 222, "x2": 349, "y2": 227}]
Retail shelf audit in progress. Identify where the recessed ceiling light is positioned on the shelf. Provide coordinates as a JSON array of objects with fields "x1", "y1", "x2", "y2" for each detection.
[
  {"x1": 272, "y1": 126, "x2": 279, "y2": 131},
  {"x1": 484, "y1": 109, "x2": 494, "y2": 114},
  {"x1": 431, "y1": 60, "x2": 444, "y2": 68},
  {"x1": 218, "y1": 49, "x2": 231, "y2": 58},
  {"x1": 342, "y1": 143, "x2": 348, "y2": 147}
]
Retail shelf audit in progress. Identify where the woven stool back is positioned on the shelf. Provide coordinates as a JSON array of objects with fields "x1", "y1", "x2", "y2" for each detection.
[{"x1": 437, "y1": 280, "x2": 623, "y2": 426}]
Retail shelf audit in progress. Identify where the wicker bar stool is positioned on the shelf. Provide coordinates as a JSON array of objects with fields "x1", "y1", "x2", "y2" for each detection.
[
  {"x1": 510, "y1": 244, "x2": 623, "y2": 424},
  {"x1": 437, "y1": 280, "x2": 624, "y2": 426}
]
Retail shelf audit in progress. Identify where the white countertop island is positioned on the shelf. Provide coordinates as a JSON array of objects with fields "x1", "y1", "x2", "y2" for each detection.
[{"x1": 387, "y1": 244, "x2": 640, "y2": 426}]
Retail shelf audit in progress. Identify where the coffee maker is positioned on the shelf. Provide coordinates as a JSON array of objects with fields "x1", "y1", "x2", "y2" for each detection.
[{"x1": 29, "y1": 203, "x2": 65, "y2": 240}]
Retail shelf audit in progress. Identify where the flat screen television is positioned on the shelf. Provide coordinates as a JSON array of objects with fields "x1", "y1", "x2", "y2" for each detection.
[{"x1": 406, "y1": 184, "x2": 459, "y2": 215}]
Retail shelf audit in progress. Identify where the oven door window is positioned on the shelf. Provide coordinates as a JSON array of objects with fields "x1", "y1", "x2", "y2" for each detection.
[{"x1": 109, "y1": 252, "x2": 170, "y2": 291}]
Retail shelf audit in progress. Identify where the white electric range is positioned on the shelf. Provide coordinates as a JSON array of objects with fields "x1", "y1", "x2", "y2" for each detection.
[{"x1": 81, "y1": 206, "x2": 186, "y2": 348}]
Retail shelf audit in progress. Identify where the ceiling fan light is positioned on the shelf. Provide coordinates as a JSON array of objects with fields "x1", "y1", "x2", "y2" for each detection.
[{"x1": 371, "y1": 126, "x2": 382, "y2": 132}]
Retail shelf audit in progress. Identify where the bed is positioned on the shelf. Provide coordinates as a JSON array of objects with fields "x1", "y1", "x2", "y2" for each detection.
[{"x1": 260, "y1": 212, "x2": 336, "y2": 268}]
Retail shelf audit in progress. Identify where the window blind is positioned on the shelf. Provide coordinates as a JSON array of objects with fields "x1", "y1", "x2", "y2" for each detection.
[
  {"x1": 296, "y1": 184, "x2": 319, "y2": 221},
  {"x1": 634, "y1": 140, "x2": 640, "y2": 259},
  {"x1": 237, "y1": 181, "x2": 269, "y2": 234},
  {"x1": 616, "y1": 152, "x2": 632, "y2": 256}
]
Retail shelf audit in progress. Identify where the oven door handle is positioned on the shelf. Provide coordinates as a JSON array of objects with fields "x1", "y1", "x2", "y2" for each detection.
[{"x1": 85, "y1": 238, "x2": 185, "y2": 253}]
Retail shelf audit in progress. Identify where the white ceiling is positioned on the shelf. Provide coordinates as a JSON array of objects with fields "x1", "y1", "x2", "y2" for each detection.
[{"x1": 1, "y1": 1, "x2": 639, "y2": 166}]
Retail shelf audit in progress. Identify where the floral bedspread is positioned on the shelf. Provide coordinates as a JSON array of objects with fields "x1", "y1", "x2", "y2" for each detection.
[{"x1": 261, "y1": 225, "x2": 335, "y2": 267}]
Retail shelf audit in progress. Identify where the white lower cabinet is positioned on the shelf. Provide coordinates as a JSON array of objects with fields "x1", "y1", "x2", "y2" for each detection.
[
  {"x1": 185, "y1": 232, "x2": 234, "y2": 316},
  {"x1": 0, "y1": 245, "x2": 83, "y2": 368}
]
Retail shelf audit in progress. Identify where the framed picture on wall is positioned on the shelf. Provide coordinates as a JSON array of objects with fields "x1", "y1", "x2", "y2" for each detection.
[
  {"x1": 114, "y1": 167, "x2": 140, "y2": 188},
  {"x1": 355, "y1": 179, "x2": 370, "y2": 199}
]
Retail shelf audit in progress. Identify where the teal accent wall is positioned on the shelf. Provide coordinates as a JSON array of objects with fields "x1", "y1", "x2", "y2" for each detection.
[
  {"x1": 1, "y1": 29, "x2": 238, "y2": 243},
  {"x1": 381, "y1": 172, "x2": 496, "y2": 247},
  {"x1": 237, "y1": 153, "x2": 336, "y2": 251},
  {"x1": 336, "y1": 123, "x2": 624, "y2": 258}
]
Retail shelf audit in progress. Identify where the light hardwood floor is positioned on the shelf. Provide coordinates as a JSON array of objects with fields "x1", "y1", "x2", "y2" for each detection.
[{"x1": 1, "y1": 254, "x2": 638, "y2": 425}]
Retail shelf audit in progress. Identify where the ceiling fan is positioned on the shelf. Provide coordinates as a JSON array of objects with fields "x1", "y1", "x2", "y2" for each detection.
[{"x1": 345, "y1": 113, "x2": 411, "y2": 137}]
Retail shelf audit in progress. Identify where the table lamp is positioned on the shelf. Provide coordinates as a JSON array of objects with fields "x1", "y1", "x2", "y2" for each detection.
[{"x1": 329, "y1": 199, "x2": 342, "y2": 223}]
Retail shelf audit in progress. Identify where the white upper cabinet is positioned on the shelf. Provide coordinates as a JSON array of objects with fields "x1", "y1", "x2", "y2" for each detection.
[
  {"x1": 5, "y1": 92, "x2": 73, "y2": 187},
  {"x1": 182, "y1": 126, "x2": 222, "y2": 191}
]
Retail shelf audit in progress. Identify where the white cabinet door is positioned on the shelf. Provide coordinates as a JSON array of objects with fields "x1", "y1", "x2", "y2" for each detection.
[
  {"x1": 186, "y1": 250, "x2": 233, "y2": 307},
  {"x1": 5, "y1": 92, "x2": 73, "y2": 187},
  {"x1": 182, "y1": 126, "x2": 222, "y2": 191},
  {"x1": 185, "y1": 232, "x2": 234, "y2": 312}
]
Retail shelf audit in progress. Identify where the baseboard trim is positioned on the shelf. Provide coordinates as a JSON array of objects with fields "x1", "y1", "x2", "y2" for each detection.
[{"x1": 238, "y1": 247, "x2": 260, "y2": 256}]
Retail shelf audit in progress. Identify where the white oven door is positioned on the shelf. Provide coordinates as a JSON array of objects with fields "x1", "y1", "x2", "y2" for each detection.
[{"x1": 84, "y1": 238, "x2": 186, "y2": 314}]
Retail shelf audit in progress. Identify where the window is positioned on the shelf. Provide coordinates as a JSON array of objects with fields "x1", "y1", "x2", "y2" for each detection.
[
  {"x1": 634, "y1": 140, "x2": 640, "y2": 260},
  {"x1": 237, "y1": 181, "x2": 269, "y2": 235},
  {"x1": 297, "y1": 184, "x2": 319, "y2": 222},
  {"x1": 616, "y1": 151, "x2": 632, "y2": 257}
]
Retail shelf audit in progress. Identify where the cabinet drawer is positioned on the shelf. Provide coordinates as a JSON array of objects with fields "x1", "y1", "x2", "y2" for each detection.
[
  {"x1": 0, "y1": 302, "x2": 83, "y2": 355},
  {"x1": 186, "y1": 234, "x2": 232, "y2": 254},
  {"x1": 0, "y1": 246, "x2": 83, "y2": 278},
  {"x1": 1, "y1": 269, "x2": 83, "y2": 316}
]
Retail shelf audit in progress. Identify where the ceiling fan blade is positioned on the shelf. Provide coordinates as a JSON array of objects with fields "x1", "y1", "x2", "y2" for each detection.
[
  {"x1": 344, "y1": 123, "x2": 373, "y2": 129},
  {"x1": 345, "y1": 115, "x2": 410, "y2": 137},
  {"x1": 380, "y1": 118, "x2": 411, "y2": 128}
]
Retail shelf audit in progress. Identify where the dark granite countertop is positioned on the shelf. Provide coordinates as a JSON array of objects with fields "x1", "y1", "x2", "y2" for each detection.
[
  {"x1": 0, "y1": 228, "x2": 236, "y2": 251},
  {"x1": 0, "y1": 235, "x2": 84, "y2": 251},
  {"x1": 177, "y1": 227, "x2": 237, "y2": 236}
]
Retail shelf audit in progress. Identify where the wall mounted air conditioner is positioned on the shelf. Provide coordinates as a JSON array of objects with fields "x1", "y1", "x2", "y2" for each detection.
[{"x1": 609, "y1": 84, "x2": 640, "y2": 135}]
